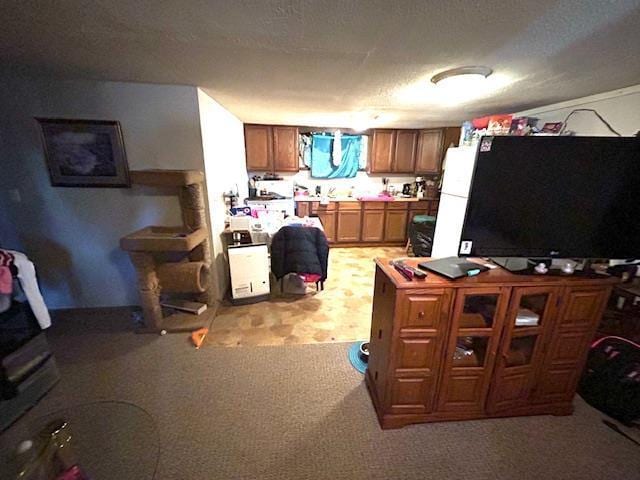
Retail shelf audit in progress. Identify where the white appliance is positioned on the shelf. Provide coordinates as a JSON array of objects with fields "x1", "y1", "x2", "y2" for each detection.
[
  {"x1": 246, "y1": 180, "x2": 295, "y2": 217},
  {"x1": 228, "y1": 244, "x2": 270, "y2": 303},
  {"x1": 431, "y1": 146, "x2": 479, "y2": 258}
]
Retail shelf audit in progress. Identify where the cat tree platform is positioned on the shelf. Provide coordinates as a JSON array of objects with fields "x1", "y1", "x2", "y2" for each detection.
[{"x1": 120, "y1": 169, "x2": 215, "y2": 334}]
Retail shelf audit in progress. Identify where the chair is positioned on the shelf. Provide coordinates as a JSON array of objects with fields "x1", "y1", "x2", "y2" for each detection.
[{"x1": 270, "y1": 226, "x2": 329, "y2": 292}]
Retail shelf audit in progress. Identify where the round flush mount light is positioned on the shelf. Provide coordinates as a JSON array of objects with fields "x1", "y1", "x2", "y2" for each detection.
[{"x1": 431, "y1": 66, "x2": 493, "y2": 87}]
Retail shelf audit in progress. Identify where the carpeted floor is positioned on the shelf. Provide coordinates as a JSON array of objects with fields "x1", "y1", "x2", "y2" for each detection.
[{"x1": 2, "y1": 313, "x2": 640, "y2": 480}]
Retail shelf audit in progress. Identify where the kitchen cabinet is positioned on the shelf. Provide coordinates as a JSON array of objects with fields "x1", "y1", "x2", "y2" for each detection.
[
  {"x1": 337, "y1": 207, "x2": 362, "y2": 242},
  {"x1": 244, "y1": 124, "x2": 299, "y2": 172},
  {"x1": 272, "y1": 126, "x2": 299, "y2": 172},
  {"x1": 384, "y1": 209, "x2": 408, "y2": 242},
  {"x1": 415, "y1": 129, "x2": 444, "y2": 175},
  {"x1": 369, "y1": 130, "x2": 395, "y2": 173},
  {"x1": 394, "y1": 130, "x2": 419, "y2": 173},
  {"x1": 244, "y1": 125, "x2": 272, "y2": 171},
  {"x1": 369, "y1": 127, "x2": 454, "y2": 175},
  {"x1": 362, "y1": 209, "x2": 385, "y2": 242},
  {"x1": 318, "y1": 211, "x2": 336, "y2": 243},
  {"x1": 296, "y1": 201, "x2": 311, "y2": 217},
  {"x1": 441, "y1": 126, "x2": 461, "y2": 155},
  {"x1": 297, "y1": 200, "x2": 437, "y2": 245},
  {"x1": 366, "y1": 260, "x2": 616, "y2": 429}
]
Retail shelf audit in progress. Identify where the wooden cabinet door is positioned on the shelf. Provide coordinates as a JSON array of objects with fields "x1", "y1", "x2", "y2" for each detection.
[
  {"x1": 362, "y1": 210, "x2": 385, "y2": 242},
  {"x1": 317, "y1": 210, "x2": 336, "y2": 243},
  {"x1": 437, "y1": 287, "x2": 510, "y2": 414},
  {"x1": 369, "y1": 129, "x2": 395, "y2": 173},
  {"x1": 384, "y1": 209, "x2": 408, "y2": 242},
  {"x1": 532, "y1": 286, "x2": 611, "y2": 405},
  {"x1": 415, "y1": 129, "x2": 443, "y2": 174},
  {"x1": 393, "y1": 130, "x2": 418, "y2": 173},
  {"x1": 487, "y1": 286, "x2": 559, "y2": 413},
  {"x1": 296, "y1": 202, "x2": 310, "y2": 217},
  {"x1": 387, "y1": 289, "x2": 452, "y2": 414},
  {"x1": 441, "y1": 126, "x2": 461, "y2": 155},
  {"x1": 272, "y1": 126, "x2": 299, "y2": 172},
  {"x1": 244, "y1": 124, "x2": 273, "y2": 171},
  {"x1": 336, "y1": 210, "x2": 361, "y2": 242}
]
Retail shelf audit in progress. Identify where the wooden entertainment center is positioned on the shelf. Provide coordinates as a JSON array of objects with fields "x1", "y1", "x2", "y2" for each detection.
[{"x1": 366, "y1": 258, "x2": 618, "y2": 429}]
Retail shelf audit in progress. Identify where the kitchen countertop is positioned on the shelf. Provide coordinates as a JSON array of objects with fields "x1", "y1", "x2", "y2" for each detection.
[{"x1": 294, "y1": 196, "x2": 430, "y2": 203}]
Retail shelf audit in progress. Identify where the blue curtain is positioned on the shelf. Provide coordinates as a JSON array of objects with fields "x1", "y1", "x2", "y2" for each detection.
[{"x1": 310, "y1": 134, "x2": 361, "y2": 179}]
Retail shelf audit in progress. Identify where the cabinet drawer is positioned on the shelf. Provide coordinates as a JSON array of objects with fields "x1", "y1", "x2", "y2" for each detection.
[
  {"x1": 398, "y1": 291, "x2": 451, "y2": 331},
  {"x1": 338, "y1": 201, "x2": 361, "y2": 210},
  {"x1": 409, "y1": 201, "x2": 429, "y2": 211},
  {"x1": 363, "y1": 202, "x2": 385, "y2": 210},
  {"x1": 395, "y1": 337, "x2": 439, "y2": 375},
  {"x1": 387, "y1": 202, "x2": 408, "y2": 210},
  {"x1": 312, "y1": 201, "x2": 337, "y2": 212}
]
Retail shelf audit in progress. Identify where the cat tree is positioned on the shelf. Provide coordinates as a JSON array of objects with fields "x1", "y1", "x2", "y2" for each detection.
[{"x1": 120, "y1": 170, "x2": 215, "y2": 333}]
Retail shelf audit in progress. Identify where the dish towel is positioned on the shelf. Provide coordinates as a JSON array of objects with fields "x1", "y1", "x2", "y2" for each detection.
[{"x1": 7, "y1": 250, "x2": 52, "y2": 329}]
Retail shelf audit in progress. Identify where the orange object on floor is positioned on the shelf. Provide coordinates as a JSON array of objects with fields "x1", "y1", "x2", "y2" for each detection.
[{"x1": 191, "y1": 328, "x2": 208, "y2": 349}]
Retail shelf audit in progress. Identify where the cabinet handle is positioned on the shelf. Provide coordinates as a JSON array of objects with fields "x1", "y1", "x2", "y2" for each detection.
[
  {"x1": 378, "y1": 329, "x2": 382, "y2": 339},
  {"x1": 418, "y1": 311, "x2": 425, "y2": 319},
  {"x1": 382, "y1": 282, "x2": 386, "y2": 294}
]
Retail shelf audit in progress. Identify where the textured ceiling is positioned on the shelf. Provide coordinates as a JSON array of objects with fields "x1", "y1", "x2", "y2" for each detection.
[{"x1": 2, "y1": 0, "x2": 640, "y2": 128}]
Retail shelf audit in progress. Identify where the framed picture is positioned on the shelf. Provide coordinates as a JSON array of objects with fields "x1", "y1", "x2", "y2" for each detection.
[{"x1": 36, "y1": 118, "x2": 130, "y2": 187}]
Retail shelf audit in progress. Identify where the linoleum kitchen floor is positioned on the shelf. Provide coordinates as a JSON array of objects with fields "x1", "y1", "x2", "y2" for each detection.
[{"x1": 207, "y1": 247, "x2": 406, "y2": 347}]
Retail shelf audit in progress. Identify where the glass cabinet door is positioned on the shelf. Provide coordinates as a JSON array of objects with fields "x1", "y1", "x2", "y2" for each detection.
[
  {"x1": 438, "y1": 287, "x2": 510, "y2": 413},
  {"x1": 487, "y1": 286, "x2": 559, "y2": 413}
]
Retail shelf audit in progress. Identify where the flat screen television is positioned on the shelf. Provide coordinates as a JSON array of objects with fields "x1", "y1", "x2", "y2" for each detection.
[{"x1": 459, "y1": 136, "x2": 640, "y2": 261}]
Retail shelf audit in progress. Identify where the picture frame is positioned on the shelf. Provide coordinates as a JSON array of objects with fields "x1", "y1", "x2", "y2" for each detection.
[{"x1": 36, "y1": 118, "x2": 130, "y2": 187}]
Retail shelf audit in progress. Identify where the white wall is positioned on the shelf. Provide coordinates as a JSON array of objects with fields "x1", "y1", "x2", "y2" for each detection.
[
  {"x1": 0, "y1": 75, "x2": 206, "y2": 309},
  {"x1": 516, "y1": 84, "x2": 640, "y2": 136},
  {"x1": 197, "y1": 89, "x2": 248, "y2": 300}
]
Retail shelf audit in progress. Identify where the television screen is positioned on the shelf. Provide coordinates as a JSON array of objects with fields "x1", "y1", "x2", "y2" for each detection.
[{"x1": 459, "y1": 136, "x2": 640, "y2": 259}]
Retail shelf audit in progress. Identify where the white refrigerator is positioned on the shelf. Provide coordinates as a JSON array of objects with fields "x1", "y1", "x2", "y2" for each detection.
[{"x1": 431, "y1": 146, "x2": 479, "y2": 258}]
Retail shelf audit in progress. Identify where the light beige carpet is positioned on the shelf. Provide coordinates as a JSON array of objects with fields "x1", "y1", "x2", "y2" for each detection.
[{"x1": 2, "y1": 313, "x2": 640, "y2": 480}]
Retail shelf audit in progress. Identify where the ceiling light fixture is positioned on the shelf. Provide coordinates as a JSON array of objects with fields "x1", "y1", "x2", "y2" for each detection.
[{"x1": 431, "y1": 66, "x2": 493, "y2": 88}]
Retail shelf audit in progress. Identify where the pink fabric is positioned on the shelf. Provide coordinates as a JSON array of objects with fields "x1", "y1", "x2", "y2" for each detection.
[
  {"x1": 299, "y1": 273, "x2": 322, "y2": 283},
  {"x1": 0, "y1": 266, "x2": 12, "y2": 294},
  {"x1": 355, "y1": 194, "x2": 394, "y2": 201}
]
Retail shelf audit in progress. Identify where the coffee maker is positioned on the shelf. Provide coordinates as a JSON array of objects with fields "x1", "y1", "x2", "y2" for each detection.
[{"x1": 414, "y1": 176, "x2": 426, "y2": 198}]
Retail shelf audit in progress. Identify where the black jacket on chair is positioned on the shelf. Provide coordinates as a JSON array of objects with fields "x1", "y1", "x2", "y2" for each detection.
[{"x1": 270, "y1": 226, "x2": 329, "y2": 281}]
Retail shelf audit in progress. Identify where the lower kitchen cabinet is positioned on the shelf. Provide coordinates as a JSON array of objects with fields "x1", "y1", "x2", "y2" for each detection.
[
  {"x1": 384, "y1": 209, "x2": 408, "y2": 242},
  {"x1": 296, "y1": 199, "x2": 438, "y2": 245},
  {"x1": 362, "y1": 210, "x2": 385, "y2": 242},
  {"x1": 317, "y1": 209, "x2": 336, "y2": 243},
  {"x1": 366, "y1": 260, "x2": 616, "y2": 429},
  {"x1": 337, "y1": 209, "x2": 362, "y2": 242}
]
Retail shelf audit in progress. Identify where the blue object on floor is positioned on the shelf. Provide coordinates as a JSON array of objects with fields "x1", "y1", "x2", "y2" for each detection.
[{"x1": 348, "y1": 341, "x2": 368, "y2": 374}]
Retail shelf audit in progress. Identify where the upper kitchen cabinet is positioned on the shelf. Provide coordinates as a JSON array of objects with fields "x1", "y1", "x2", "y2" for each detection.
[
  {"x1": 272, "y1": 126, "x2": 299, "y2": 172},
  {"x1": 394, "y1": 130, "x2": 419, "y2": 173},
  {"x1": 244, "y1": 124, "x2": 299, "y2": 172},
  {"x1": 369, "y1": 129, "x2": 395, "y2": 173},
  {"x1": 369, "y1": 127, "x2": 458, "y2": 175},
  {"x1": 245, "y1": 124, "x2": 272, "y2": 171},
  {"x1": 414, "y1": 129, "x2": 444, "y2": 175}
]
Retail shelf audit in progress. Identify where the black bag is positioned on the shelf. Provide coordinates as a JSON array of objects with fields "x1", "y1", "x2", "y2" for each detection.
[
  {"x1": 579, "y1": 336, "x2": 640, "y2": 425},
  {"x1": 408, "y1": 219, "x2": 436, "y2": 257}
]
